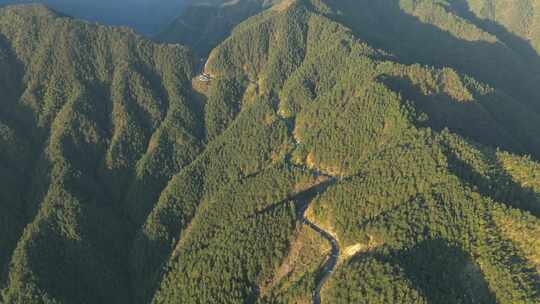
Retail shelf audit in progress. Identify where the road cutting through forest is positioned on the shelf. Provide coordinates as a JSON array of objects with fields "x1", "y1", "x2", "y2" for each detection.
[
  {"x1": 292, "y1": 178, "x2": 339, "y2": 304},
  {"x1": 303, "y1": 217, "x2": 339, "y2": 304}
]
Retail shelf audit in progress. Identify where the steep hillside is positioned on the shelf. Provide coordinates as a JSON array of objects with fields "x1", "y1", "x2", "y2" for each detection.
[
  {"x1": 324, "y1": 0, "x2": 540, "y2": 116},
  {"x1": 151, "y1": 0, "x2": 540, "y2": 303},
  {"x1": 0, "y1": 1, "x2": 539, "y2": 304},
  {"x1": 0, "y1": 4, "x2": 202, "y2": 303},
  {"x1": 459, "y1": 0, "x2": 540, "y2": 55}
]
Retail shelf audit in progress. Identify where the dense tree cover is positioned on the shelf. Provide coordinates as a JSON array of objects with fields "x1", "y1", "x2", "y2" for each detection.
[
  {"x1": 200, "y1": 1, "x2": 540, "y2": 302},
  {"x1": 313, "y1": 135, "x2": 540, "y2": 302},
  {"x1": 456, "y1": 0, "x2": 540, "y2": 57},
  {"x1": 164, "y1": 0, "x2": 540, "y2": 302},
  {"x1": 1, "y1": 1, "x2": 540, "y2": 304},
  {"x1": 132, "y1": 100, "x2": 306, "y2": 302},
  {"x1": 323, "y1": 258, "x2": 428, "y2": 304},
  {"x1": 324, "y1": 0, "x2": 540, "y2": 116},
  {"x1": 0, "y1": 4, "x2": 203, "y2": 303}
]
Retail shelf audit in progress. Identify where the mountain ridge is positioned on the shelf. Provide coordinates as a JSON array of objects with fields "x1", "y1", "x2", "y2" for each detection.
[{"x1": 0, "y1": 1, "x2": 539, "y2": 303}]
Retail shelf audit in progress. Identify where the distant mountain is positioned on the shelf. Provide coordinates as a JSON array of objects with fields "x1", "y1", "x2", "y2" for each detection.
[
  {"x1": 1, "y1": 1, "x2": 539, "y2": 304},
  {"x1": 0, "y1": 0, "x2": 187, "y2": 34},
  {"x1": 156, "y1": 0, "x2": 282, "y2": 56}
]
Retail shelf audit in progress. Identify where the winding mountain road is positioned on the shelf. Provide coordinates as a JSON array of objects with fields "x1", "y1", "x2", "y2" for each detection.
[
  {"x1": 202, "y1": 53, "x2": 340, "y2": 302},
  {"x1": 292, "y1": 178, "x2": 340, "y2": 304},
  {"x1": 303, "y1": 218, "x2": 339, "y2": 304}
]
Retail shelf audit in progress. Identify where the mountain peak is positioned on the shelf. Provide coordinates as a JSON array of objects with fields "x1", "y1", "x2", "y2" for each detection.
[{"x1": 1, "y1": 1, "x2": 539, "y2": 303}]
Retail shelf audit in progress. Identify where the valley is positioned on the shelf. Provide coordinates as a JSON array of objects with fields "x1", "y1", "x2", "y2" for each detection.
[{"x1": 0, "y1": 1, "x2": 540, "y2": 303}]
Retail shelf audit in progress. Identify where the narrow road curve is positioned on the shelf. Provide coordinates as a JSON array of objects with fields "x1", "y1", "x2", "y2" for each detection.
[
  {"x1": 267, "y1": 79, "x2": 339, "y2": 303},
  {"x1": 292, "y1": 179, "x2": 340, "y2": 304},
  {"x1": 303, "y1": 218, "x2": 339, "y2": 304}
]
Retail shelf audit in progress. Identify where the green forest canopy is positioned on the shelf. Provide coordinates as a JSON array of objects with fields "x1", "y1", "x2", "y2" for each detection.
[{"x1": 0, "y1": 1, "x2": 539, "y2": 303}]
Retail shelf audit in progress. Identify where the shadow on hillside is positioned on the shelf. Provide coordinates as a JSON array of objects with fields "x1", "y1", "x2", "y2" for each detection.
[
  {"x1": 0, "y1": 33, "x2": 37, "y2": 140},
  {"x1": 380, "y1": 71, "x2": 540, "y2": 161},
  {"x1": 391, "y1": 239, "x2": 496, "y2": 304},
  {"x1": 1, "y1": 216, "x2": 132, "y2": 304},
  {"x1": 189, "y1": 79, "x2": 208, "y2": 140},
  {"x1": 129, "y1": 231, "x2": 173, "y2": 304},
  {"x1": 442, "y1": 143, "x2": 540, "y2": 217},
  {"x1": 346, "y1": 239, "x2": 497, "y2": 303},
  {"x1": 326, "y1": 0, "x2": 540, "y2": 113},
  {"x1": 0, "y1": 33, "x2": 33, "y2": 287},
  {"x1": 448, "y1": 0, "x2": 539, "y2": 63},
  {"x1": 378, "y1": 75, "x2": 527, "y2": 154}
]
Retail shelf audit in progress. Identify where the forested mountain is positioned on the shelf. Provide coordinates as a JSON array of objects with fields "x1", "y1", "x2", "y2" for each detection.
[
  {"x1": 0, "y1": 0, "x2": 187, "y2": 34},
  {"x1": 156, "y1": 0, "x2": 282, "y2": 56},
  {"x1": 1, "y1": 1, "x2": 540, "y2": 304}
]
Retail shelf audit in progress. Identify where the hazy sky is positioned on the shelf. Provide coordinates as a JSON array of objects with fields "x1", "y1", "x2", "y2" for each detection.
[{"x1": 0, "y1": 0, "x2": 188, "y2": 34}]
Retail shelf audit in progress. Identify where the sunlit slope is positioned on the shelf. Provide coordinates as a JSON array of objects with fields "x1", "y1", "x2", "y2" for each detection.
[
  {"x1": 152, "y1": 1, "x2": 540, "y2": 303},
  {"x1": 0, "y1": 1, "x2": 539, "y2": 304},
  {"x1": 323, "y1": 0, "x2": 540, "y2": 115}
]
